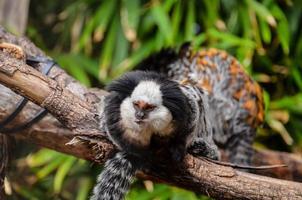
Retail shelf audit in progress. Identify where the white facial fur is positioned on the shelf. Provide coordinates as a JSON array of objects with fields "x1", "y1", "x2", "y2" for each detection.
[{"x1": 120, "y1": 81, "x2": 174, "y2": 146}]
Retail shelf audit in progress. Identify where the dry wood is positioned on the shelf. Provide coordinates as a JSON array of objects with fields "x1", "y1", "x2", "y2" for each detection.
[{"x1": 0, "y1": 26, "x2": 302, "y2": 199}]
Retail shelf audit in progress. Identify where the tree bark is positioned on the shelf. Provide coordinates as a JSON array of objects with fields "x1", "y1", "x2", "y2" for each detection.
[{"x1": 0, "y1": 26, "x2": 302, "y2": 199}]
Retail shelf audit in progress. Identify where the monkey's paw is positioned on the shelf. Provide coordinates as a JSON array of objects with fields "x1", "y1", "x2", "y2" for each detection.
[
  {"x1": 169, "y1": 146, "x2": 185, "y2": 162},
  {"x1": 187, "y1": 138, "x2": 220, "y2": 160}
]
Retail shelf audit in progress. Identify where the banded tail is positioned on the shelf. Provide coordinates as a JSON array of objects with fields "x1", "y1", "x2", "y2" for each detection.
[{"x1": 90, "y1": 152, "x2": 138, "y2": 200}]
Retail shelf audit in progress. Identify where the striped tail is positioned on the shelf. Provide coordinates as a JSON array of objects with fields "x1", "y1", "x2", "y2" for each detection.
[{"x1": 90, "y1": 152, "x2": 138, "y2": 200}]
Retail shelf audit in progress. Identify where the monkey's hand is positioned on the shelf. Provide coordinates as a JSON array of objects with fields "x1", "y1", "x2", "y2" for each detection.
[{"x1": 168, "y1": 142, "x2": 186, "y2": 162}]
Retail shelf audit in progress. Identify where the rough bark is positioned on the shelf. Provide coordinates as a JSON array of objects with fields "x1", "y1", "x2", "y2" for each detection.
[{"x1": 0, "y1": 26, "x2": 302, "y2": 199}]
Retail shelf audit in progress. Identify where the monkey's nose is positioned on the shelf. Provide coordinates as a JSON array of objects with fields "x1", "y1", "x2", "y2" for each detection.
[{"x1": 135, "y1": 111, "x2": 145, "y2": 120}]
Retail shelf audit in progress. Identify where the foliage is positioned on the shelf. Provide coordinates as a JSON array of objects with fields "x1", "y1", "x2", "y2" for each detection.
[{"x1": 7, "y1": 0, "x2": 302, "y2": 199}]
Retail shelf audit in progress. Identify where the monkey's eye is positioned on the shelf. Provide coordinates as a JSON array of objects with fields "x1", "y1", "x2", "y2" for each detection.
[
  {"x1": 133, "y1": 101, "x2": 140, "y2": 108},
  {"x1": 145, "y1": 104, "x2": 156, "y2": 111}
]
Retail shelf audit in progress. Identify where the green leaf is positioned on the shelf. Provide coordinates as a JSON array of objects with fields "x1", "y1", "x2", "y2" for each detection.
[
  {"x1": 291, "y1": 65, "x2": 302, "y2": 91},
  {"x1": 75, "y1": 0, "x2": 116, "y2": 52},
  {"x1": 270, "y1": 94, "x2": 302, "y2": 114},
  {"x1": 203, "y1": 0, "x2": 219, "y2": 29},
  {"x1": 99, "y1": 14, "x2": 119, "y2": 81},
  {"x1": 93, "y1": 0, "x2": 117, "y2": 42},
  {"x1": 248, "y1": 0, "x2": 276, "y2": 27},
  {"x1": 171, "y1": 1, "x2": 182, "y2": 42},
  {"x1": 271, "y1": 4, "x2": 290, "y2": 54},
  {"x1": 259, "y1": 17, "x2": 272, "y2": 44},
  {"x1": 276, "y1": 19, "x2": 290, "y2": 55},
  {"x1": 36, "y1": 156, "x2": 66, "y2": 179},
  {"x1": 56, "y1": 54, "x2": 92, "y2": 86},
  {"x1": 121, "y1": 0, "x2": 140, "y2": 42},
  {"x1": 113, "y1": 40, "x2": 155, "y2": 79},
  {"x1": 151, "y1": 2, "x2": 173, "y2": 45},
  {"x1": 193, "y1": 33, "x2": 207, "y2": 47},
  {"x1": 185, "y1": 0, "x2": 196, "y2": 41},
  {"x1": 76, "y1": 178, "x2": 93, "y2": 200},
  {"x1": 163, "y1": 0, "x2": 177, "y2": 12},
  {"x1": 207, "y1": 28, "x2": 255, "y2": 49},
  {"x1": 54, "y1": 156, "x2": 77, "y2": 193},
  {"x1": 28, "y1": 149, "x2": 59, "y2": 167},
  {"x1": 112, "y1": 20, "x2": 129, "y2": 68},
  {"x1": 238, "y1": 6, "x2": 252, "y2": 38}
]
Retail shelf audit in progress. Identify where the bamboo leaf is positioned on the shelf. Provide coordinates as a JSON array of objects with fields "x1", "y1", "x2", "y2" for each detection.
[
  {"x1": 93, "y1": 0, "x2": 116, "y2": 42},
  {"x1": 99, "y1": 14, "x2": 118, "y2": 81},
  {"x1": 27, "y1": 149, "x2": 58, "y2": 167},
  {"x1": 56, "y1": 54, "x2": 92, "y2": 86},
  {"x1": 75, "y1": 0, "x2": 116, "y2": 52},
  {"x1": 151, "y1": 2, "x2": 173, "y2": 45},
  {"x1": 112, "y1": 20, "x2": 129, "y2": 68},
  {"x1": 277, "y1": 19, "x2": 290, "y2": 55},
  {"x1": 248, "y1": 0, "x2": 277, "y2": 27},
  {"x1": 113, "y1": 40, "x2": 155, "y2": 79},
  {"x1": 259, "y1": 17, "x2": 272, "y2": 44},
  {"x1": 54, "y1": 157, "x2": 77, "y2": 193},
  {"x1": 76, "y1": 178, "x2": 93, "y2": 200},
  {"x1": 121, "y1": 0, "x2": 140, "y2": 42},
  {"x1": 185, "y1": 0, "x2": 196, "y2": 41},
  {"x1": 171, "y1": 1, "x2": 182, "y2": 42},
  {"x1": 36, "y1": 156, "x2": 66, "y2": 179},
  {"x1": 208, "y1": 28, "x2": 255, "y2": 49},
  {"x1": 270, "y1": 5, "x2": 290, "y2": 54}
]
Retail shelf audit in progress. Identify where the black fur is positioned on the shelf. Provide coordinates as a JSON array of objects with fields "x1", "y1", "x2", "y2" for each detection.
[
  {"x1": 105, "y1": 71, "x2": 190, "y2": 157},
  {"x1": 134, "y1": 49, "x2": 178, "y2": 74}
]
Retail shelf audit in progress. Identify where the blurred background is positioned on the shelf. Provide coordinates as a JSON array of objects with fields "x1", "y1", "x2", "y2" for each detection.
[{"x1": 0, "y1": 0, "x2": 302, "y2": 199}]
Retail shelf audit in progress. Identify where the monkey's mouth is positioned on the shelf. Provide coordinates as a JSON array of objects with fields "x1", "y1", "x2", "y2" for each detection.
[{"x1": 135, "y1": 120, "x2": 146, "y2": 125}]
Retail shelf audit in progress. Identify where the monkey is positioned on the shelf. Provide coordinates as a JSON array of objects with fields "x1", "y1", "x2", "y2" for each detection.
[
  {"x1": 135, "y1": 43, "x2": 264, "y2": 164},
  {"x1": 91, "y1": 70, "x2": 220, "y2": 200},
  {"x1": 90, "y1": 44, "x2": 264, "y2": 200}
]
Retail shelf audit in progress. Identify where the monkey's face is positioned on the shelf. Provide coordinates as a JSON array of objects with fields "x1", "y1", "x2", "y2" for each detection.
[{"x1": 120, "y1": 81, "x2": 173, "y2": 136}]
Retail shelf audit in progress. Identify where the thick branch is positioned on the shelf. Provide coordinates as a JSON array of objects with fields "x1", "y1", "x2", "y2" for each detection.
[{"x1": 0, "y1": 27, "x2": 302, "y2": 199}]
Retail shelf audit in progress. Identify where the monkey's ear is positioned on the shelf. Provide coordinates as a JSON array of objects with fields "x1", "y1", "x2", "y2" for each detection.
[
  {"x1": 134, "y1": 48, "x2": 178, "y2": 74},
  {"x1": 178, "y1": 42, "x2": 192, "y2": 58}
]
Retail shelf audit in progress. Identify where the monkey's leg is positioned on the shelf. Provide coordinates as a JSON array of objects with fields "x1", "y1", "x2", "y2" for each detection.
[{"x1": 187, "y1": 137, "x2": 220, "y2": 160}]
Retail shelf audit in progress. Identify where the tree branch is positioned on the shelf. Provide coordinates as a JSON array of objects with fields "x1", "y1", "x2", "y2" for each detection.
[{"x1": 0, "y1": 26, "x2": 302, "y2": 199}]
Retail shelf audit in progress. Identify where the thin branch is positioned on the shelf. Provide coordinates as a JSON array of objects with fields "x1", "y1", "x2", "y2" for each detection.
[{"x1": 0, "y1": 26, "x2": 302, "y2": 199}]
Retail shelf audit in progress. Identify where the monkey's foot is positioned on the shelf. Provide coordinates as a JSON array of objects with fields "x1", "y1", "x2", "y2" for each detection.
[{"x1": 188, "y1": 138, "x2": 220, "y2": 160}]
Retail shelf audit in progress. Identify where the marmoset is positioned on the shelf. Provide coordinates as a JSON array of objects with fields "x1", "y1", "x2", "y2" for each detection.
[{"x1": 91, "y1": 44, "x2": 264, "y2": 200}]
